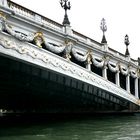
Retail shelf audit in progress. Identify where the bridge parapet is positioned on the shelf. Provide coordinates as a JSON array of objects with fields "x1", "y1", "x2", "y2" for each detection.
[{"x1": 1, "y1": 0, "x2": 64, "y2": 33}]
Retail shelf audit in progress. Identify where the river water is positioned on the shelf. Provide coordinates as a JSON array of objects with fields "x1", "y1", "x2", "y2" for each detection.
[{"x1": 0, "y1": 114, "x2": 140, "y2": 140}]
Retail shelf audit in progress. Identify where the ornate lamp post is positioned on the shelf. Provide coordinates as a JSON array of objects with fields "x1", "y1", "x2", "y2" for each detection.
[
  {"x1": 124, "y1": 34, "x2": 130, "y2": 57},
  {"x1": 60, "y1": 0, "x2": 71, "y2": 26},
  {"x1": 138, "y1": 57, "x2": 140, "y2": 66},
  {"x1": 100, "y1": 18, "x2": 107, "y2": 44}
]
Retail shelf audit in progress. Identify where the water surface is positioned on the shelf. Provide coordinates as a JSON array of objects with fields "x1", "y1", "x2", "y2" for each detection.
[{"x1": 0, "y1": 114, "x2": 140, "y2": 140}]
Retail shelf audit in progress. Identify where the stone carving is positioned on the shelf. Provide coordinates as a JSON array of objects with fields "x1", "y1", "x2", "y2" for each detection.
[
  {"x1": 71, "y1": 47, "x2": 88, "y2": 62},
  {"x1": 92, "y1": 55, "x2": 104, "y2": 68},
  {"x1": 130, "y1": 69, "x2": 137, "y2": 78},
  {"x1": 0, "y1": 12, "x2": 34, "y2": 41},
  {"x1": 33, "y1": 32, "x2": 45, "y2": 48},
  {"x1": 44, "y1": 41, "x2": 65, "y2": 54},
  {"x1": 5, "y1": 23, "x2": 34, "y2": 42},
  {"x1": 86, "y1": 50, "x2": 92, "y2": 64},
  {"x1": 64, "y1": 41, "x2": 73, "y2": 60},
  {"x1": 0, "y1": 12, "x2": 66, "y2": 52},
  {"x1": 0, "y1": 11, "x2": 6, "y2": 31},
  {"x1": 120, "y1": 65, "x2": 129, "y2": 75},
  {"x1": 108, "y1": 62, "x2": 119, "y2": 73},
  {"x1": 103, "y1": 56, "x2": 110, "y2": 66},
  {"x1": 0, "y1": 32, "x2": 138, "y2": 105}
]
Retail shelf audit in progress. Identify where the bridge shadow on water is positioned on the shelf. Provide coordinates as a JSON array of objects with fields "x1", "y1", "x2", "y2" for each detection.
[{"x1": 0, "y1": 113, "x2": 140, "y2": 140}]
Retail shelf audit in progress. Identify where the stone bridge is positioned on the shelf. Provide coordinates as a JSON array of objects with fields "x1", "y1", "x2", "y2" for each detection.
[{"x1": 0, "y1": 0, "x2": 140, "y2": 113}]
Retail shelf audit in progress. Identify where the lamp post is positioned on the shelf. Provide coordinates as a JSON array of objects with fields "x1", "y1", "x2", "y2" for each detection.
[
  {"x1": 100, "y1": 18, "x2": 107, "y2": 44},
  {"x1": 124, "y1": 34, "x2": 130, "y2": 57},
  {"x1": 138, "y1": 57, "x2": 140, "y2": 66},
  {"x1": 60, "y1": 0, "x2": 71, "y2": 26}
]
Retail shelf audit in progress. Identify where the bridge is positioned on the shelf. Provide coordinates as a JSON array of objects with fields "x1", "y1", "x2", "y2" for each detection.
[{"x1": 0, "y1": 0, "x2": 140, "y2": 113}]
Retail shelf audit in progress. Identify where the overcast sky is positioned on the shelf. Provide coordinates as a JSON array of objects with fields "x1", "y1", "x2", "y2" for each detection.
[{"x1": 12, "y1": 0, "x2": 140, "y2": 60}]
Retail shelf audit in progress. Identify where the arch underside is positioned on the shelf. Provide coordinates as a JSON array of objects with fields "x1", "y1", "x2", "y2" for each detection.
[{"x1": 0, "y1": 55, "x2": 138, "y2": 113}]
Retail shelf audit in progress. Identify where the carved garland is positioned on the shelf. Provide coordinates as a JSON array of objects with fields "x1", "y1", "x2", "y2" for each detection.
[
  {"x1": 44, "y1": 41, "x2": 65, "y2": 54},
  {"x1": 130, "y1": 69, "x2": 137, "y2": 78},
  {"x1": 120, "y1": 65, "x2": 129, "y2": 76},
  {"x1": 71, "y1": 47, "x2": 87, "y2": 62},
  {"x1": 92, "y1": 55, "x2": 104, "y2": 68},
  {"x1": 108, "y1": 62, "x2": 119, "y2": 73},
  {"x1": 0, "y1": 12, "x2": 34, "y2": 42},
  {"x1": 5, "y1": 23, "x2": 34, "y2": 42},
  {"x1": 0, "y1": 12, "x2": 66, "y2": 54}
]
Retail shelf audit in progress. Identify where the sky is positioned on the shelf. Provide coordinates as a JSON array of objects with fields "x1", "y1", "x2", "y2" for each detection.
[{"x1": 11, "y1": 0, "x2": 140, "y2": 60}]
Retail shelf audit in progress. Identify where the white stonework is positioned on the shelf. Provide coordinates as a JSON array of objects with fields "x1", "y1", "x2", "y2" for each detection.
[
  {"x1": 0, "y1": 32, "x2": 139, "y2": 106},
  {"x1": 0, "y1": 0, "x2": 8, "y2": 7},
  {"x1": 71, "y1": 47, "x2": 88, "y2": 62},
  {"x1": 44, "y1": 42, "x2": 65, "y2": 54},
  {"x1": 0, "y1": 1, "x2": 140, "y2": 106}
]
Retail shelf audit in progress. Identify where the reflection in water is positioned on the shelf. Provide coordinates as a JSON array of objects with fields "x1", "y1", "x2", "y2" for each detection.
[{"x1": 0, "y1": 115, "x2": 140, "y2": 140}]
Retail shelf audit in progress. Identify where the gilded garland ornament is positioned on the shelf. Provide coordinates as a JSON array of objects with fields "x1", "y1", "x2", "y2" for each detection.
[
  {"x1": 64, "y1": 40, "x2": 73, "y2": 60},
  {"x1": 103, "y1": 55, "x2": 110, "y2": 66},
  {"x1": 86, "y1": 50, "x2": 92, "y2": 64},
  {"x1": 0, "y1": 11, "x2": 6, "y2": 20},
  {"x1": 34, "y1": 32, "x2": 45, "y2": 48},
  {"x1": 0, "y1": 11, "x2": 6, "y2": 31}
]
